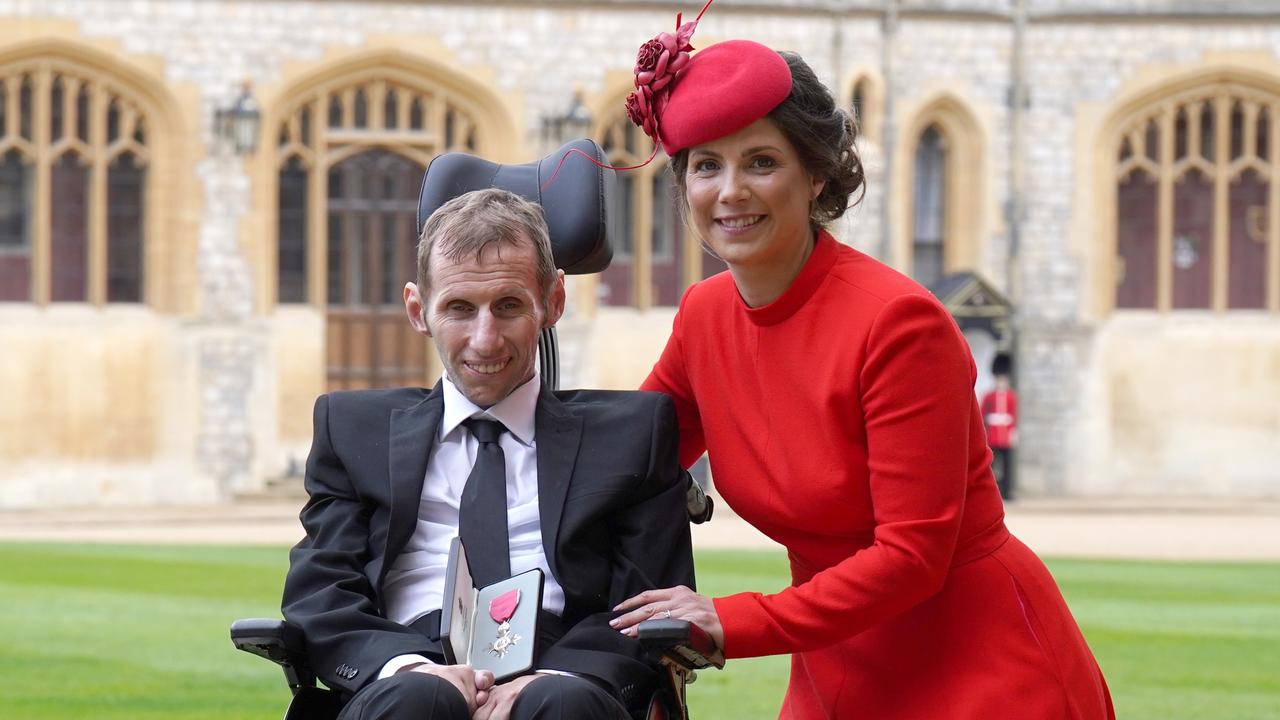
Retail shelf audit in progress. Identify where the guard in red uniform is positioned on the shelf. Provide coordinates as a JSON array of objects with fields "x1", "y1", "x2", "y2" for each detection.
[{"x1": 981, "y1": 354, "x2": 1019, "y2": 500}]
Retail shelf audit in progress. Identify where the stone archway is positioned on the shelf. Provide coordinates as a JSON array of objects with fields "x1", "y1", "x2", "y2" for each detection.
[{"x1": 264, "y1": 50, "x2": 517, "y2": 390}]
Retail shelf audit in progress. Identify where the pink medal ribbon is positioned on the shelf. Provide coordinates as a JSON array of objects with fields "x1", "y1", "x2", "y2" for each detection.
[
  {"x1": 487, "y1": 588, "x2": 523, "y2": 659},
  {"x1": 489, "y1": 588, "x2": 521, "y2": 624}
]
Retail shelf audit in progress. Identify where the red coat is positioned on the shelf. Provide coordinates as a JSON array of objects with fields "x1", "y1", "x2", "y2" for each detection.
[
  {"x1": 981, "y1": 387, "x2": 1019, "y2": 449},
  {"x1": 642, "y1": 232, "x2": 1112, "y2": 719}
]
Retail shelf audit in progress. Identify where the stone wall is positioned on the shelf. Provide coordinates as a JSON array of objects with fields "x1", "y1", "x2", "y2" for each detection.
[
  {"x1": 1, "y1": 0, "x2": 1278, "y2": 504},
  {"x1": 1018, "y1": 19, "x2": 1280, "y2": 493}
]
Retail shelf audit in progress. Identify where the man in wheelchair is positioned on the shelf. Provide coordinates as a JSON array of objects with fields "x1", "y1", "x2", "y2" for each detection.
[{"x1": 282, "y1": 187, "x2": 694, "y2": 720}]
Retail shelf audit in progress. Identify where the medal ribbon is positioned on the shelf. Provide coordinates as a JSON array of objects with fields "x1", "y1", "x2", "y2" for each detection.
[{"x1": 489, "y1": 588, "x2": 520, "y2": 624}]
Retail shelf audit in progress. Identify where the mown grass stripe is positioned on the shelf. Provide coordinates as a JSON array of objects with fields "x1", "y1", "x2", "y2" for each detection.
[{"x1": 1, "y1": 544, "x2": 1276, "y2": 719}]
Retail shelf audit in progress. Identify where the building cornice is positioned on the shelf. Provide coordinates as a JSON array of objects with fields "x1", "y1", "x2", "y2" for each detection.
[{"x1": 303, "y1": 1, "x2": 1280, "y2": 24}]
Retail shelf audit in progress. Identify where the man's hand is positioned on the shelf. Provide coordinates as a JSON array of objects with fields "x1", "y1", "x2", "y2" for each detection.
[
  {"x1": 400, "y1": 663, "x2": 496, "y2": 713},
  {"x1": 472, "y1": 673, "x2": 548, "y2": 720}
]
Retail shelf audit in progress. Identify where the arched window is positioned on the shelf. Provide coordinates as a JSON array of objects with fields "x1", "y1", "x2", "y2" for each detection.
[
  {"x1": 846, "y1": 72, "x2": 883, "y2": 143},
  {"x1": 595, "y1": 109, "x2": 725, "y2": 309},
  {"x1": 851, "y1": 78, "x2": 867, "y2": 130},
  {"x1": 912, "y1": 124, "x2": 947, "y2": 287},
  {"x1": 1113, "y1": 84, "x2": 1279, "y2": 311},
  {"x1": 275, "y1": 75, "x2": 479, "y2": 306},
  {"x1": 0, "y1": 63, "x2": 150, "y2": 303},
  {"x1": 897, "y1": 95, "x2": 984, "y2": 282},
  {"x1": 274, "y1": 68, "x2": 488, "y2": 389}
]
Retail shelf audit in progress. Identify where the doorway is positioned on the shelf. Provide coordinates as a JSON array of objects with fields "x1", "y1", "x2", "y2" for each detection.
[{"x1": 325, "y1": 149, "x2": 433, "y2": 390}]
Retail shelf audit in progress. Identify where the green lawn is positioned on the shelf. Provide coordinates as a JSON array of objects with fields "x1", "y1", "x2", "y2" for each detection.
[{"x1": 1, "y1": 544, "x2": 1277, "y2": 719}]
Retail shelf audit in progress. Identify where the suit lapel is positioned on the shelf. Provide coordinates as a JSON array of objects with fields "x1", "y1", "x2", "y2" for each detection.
[
  {"x1": 382, "y1": 382, "x2": 444, "y2": 594},
  {"x1": 534, "y1": 390, "x2": 582, "y2": 583}
]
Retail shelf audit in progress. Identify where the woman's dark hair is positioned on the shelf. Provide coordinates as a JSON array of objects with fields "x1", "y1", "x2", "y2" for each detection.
[{"x1": 669, "y1": 51, "x2": 866, "y2": 233}]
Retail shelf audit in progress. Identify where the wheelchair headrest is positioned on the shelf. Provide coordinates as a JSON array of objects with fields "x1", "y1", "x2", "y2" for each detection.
[{"x1": 416, "y1": 138, "x2": 615, "y2": 275}]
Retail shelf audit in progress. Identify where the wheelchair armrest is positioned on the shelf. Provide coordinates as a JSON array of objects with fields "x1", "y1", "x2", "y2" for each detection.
[
  {"x1": 636, "y1": 618, "x2": 725, "y2": 671},
  {"x1": 231, "y1": 618, "x2": 305, "y2": 663},
  {"x1": 684, "y1": 472, "x2": 714, "y2": 524},
  {"x1": 231, "y1": 618, "x2": 316, "y2": 692}
]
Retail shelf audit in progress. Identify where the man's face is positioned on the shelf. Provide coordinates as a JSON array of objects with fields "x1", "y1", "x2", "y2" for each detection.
[{"x1": 404, "y1": 236, "x2": 564, "y2": 408}]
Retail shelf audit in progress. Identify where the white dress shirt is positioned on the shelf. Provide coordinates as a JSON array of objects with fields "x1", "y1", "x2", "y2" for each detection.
[{"x1": 378, "y1": 374, "x2": 567, "y2": 678}]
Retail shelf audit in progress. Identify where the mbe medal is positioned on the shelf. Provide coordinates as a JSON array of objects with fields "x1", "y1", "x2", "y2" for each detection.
[{"x1": 487, "y1": 588, "x2": 522, "y2": 659}]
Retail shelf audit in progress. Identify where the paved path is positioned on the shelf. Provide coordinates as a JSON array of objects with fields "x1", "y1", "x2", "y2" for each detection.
[
  {"x1": 1, "y1": 496, "x2": 1277, "y2": 561},
  {"x1": 701, "y1": 497, "x2": 1280, "y2": 561}
]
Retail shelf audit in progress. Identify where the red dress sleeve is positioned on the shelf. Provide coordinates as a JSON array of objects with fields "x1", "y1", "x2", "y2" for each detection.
[
  {"x1": 712, "y1": 294, "x2": 975, "y2": 658},
  {"x1": 640, "y1": 287, "x2": 709, "y2": 469}
]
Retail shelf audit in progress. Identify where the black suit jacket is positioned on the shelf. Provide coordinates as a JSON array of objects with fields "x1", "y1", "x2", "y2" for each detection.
[{"x1": 282, "y1": 383, "x2": 694, "y2": 708}]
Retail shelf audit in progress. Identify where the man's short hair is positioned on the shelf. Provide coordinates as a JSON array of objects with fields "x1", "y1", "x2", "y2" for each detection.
[{"x1": 416, "y1": 188, "x2": 558, "y2": 304}]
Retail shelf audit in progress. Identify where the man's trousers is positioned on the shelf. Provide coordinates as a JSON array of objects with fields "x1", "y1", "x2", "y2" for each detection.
[{"x1": 336, "y1": 672, "x2": 630, "y2": 720}]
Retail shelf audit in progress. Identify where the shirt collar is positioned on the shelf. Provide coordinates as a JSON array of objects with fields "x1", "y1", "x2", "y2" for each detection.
[{"x1": 440, "y1": 374, "x2": 540, "y2": 446}]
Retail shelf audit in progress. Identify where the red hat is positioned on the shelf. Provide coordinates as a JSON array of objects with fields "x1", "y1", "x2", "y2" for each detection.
[
  {"x1": 657, "y1": 40, "x2": 792, "y2": 154},
  {"x1": 622, "y1": 2, "x2": 793, "y2": 160},
  {"x1": 545, "y1": 3, "x2": 793, "y2": 186}
]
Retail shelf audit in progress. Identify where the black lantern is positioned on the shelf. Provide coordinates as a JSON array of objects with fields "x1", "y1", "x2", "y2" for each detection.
[
  {"x1": 215, "y1": 82, "x2": 261, "y2": 156},
  {"x1": 542, "y1": 90, "x2": 593, "y2": 147}
]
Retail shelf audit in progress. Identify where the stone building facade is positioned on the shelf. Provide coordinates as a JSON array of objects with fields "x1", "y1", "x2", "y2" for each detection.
[{"x1": 0, "y1": 0, "x2": 1277, "y2": 507}]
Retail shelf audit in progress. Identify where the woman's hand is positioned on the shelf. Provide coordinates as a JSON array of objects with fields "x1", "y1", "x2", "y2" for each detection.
[{"x1": 610, "y1": 585, "x2": 725, "y2": 650}]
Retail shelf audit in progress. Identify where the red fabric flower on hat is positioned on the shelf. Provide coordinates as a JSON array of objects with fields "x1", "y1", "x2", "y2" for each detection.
[
  {"x1": 624, "y1": 90, "x2": 655, "y2": 137},
  {"x1": 635, "y1": 38, "x2": 665, "y2": 77},
  {"x1": 635, "y1": 26, "x2": 694, "y2": 89},
  {"x1": 625, "y1": 6, "x2": 705, "y2": 146}
]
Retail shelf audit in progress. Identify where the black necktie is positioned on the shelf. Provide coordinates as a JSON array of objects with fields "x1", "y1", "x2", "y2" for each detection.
[{"x1": 459, "y1": 418, "x2": 511, "y2": 586}]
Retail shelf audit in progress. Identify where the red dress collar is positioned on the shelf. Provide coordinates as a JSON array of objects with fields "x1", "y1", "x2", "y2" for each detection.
[{"x1": 740, "y1": 230, "x2": 838, "y2": 326}]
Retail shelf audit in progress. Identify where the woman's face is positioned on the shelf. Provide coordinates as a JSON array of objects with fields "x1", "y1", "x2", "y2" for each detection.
[{"x1": 684, "y1": 118, "x2": 824, "y2": 271}]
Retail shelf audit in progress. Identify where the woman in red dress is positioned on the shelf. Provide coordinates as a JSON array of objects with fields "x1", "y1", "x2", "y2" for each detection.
[{"x1": 607, "y1": 20, "x2": 1114, "y2": 720}]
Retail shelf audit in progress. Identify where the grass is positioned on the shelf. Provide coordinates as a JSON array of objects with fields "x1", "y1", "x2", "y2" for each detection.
[
  {"x1": 1, "y1": 544, "x2": 1277, "y2": 719},
  {"x1": 1046, "y1": 558, "x2": 1280, "y2": 719}
]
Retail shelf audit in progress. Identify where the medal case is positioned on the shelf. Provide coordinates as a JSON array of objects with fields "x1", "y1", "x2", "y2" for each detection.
[{"x1": 439, "y1": 536, "x2": 544, "y2": 681}]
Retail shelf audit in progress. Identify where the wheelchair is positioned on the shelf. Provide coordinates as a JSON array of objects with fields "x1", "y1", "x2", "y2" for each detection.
[
  {"x1": 231, "y1": 138, "x2": 721, "y2": 719},
  {"x1": 231, "y1": 615, "x2": 721, "y2": 720}
]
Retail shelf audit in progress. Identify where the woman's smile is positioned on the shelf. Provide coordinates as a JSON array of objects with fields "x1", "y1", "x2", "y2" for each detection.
[
  {"x1": 685, "y1": 118, "x2": 824, "y2": 305},
  {"x1": 714, "y1": 214, "x2": 767, "y2": 233}
]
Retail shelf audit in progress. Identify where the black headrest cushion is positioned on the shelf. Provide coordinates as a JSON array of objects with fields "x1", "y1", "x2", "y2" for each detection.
[{"x1": 416, "y1": 138, "x2": 615, "y2": 275}]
